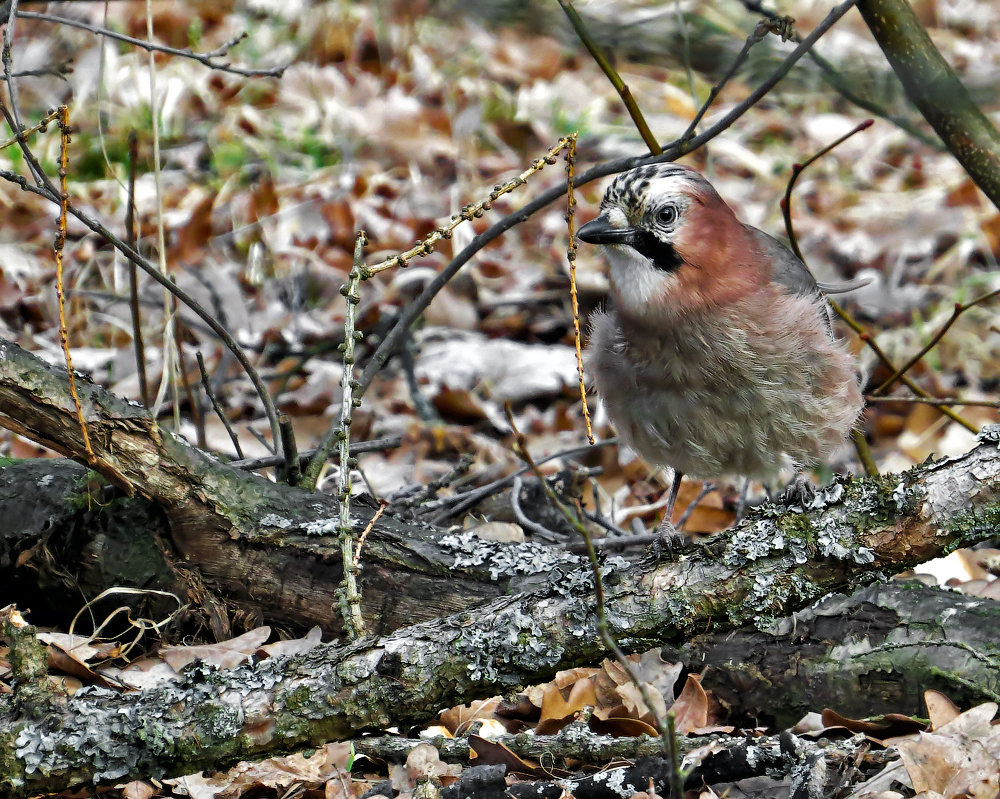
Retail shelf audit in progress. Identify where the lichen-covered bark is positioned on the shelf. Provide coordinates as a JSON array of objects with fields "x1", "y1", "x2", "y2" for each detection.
[
  {"x1": 0, "y1": 339, "x2": 523, "y2": 638},
  {"x1": 858, "y1": 0, "x2": 1000, "y2": 208},
  {"x1": 3, "y1": 431, "x2": 1000, "y2": 795},
  {"x1": 662, "y1": 581, "x2": 1000, "y2": 727}
]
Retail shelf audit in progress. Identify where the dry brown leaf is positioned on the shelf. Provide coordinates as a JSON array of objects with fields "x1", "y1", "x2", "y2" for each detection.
[
  {"x1": 822, "y1": 708, "x2": 926, "y2": 742},
  {"x1": 963, "y1": 579, "x2": 1000, "y2": 600},
  {"x1": 249, "y1": 173, "x2": 280, "y2": 223},
  {"x1": 169, "y1": 192, "x2": 217, "y2": 266},
  {"x1": 925, "y1": 690, "x2": 961, "y2": 731},
  {"x1": 259, "y1": 625, "x2": 323, "y2": 658},
  {"x1": 957, "y1": 548, "x2": 1000, "y2": 580},
  {"x1": 438, "y1": 697, "x2": 502, "y2": 736},
  {"x1": 119, "y1": 780, "x2": 157, "y2": 799},
  {"x1": 982, "y1": 212, "x2": 1000, "y2": 257},
  {"x1": 465, "y1": 521, "x2": 524, "y2": 543},
  {"x1": 469, "y1": 735, "x2": 571, "y2": 779},
  {"x1": 388, "y1": 742, "x2": 461, "y2": 792},
  {"x1": 671, "y1": 674, "x2": 709, "y2": 735},
  {"x1": 614, "y1": 680, "x2": 668, "y2": 726},
  {"x1": 160, "y1": 626, "x2": 271, "y2": 671},
  {"x1": 37, "y1": 633, "x2": 123, "y2": 691},
  {"x1": 536, "y1": 675, "x2": 597, "y2": 734},
  {"x1": 165, "y1": 742, "x2": 353, "y2": 799},
  {"x1": 896, "y1": 703, "x2": 1000, "y2": 797},
  {"x1": 589, "y1": 715, "x2": 660, "y2": 737}
]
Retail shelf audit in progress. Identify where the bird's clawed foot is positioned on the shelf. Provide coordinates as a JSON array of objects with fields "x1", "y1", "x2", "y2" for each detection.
[
  {"x1": 651, "y1": 514, "x2": 689, "y2": 561},
  {"x1": 777, "y1": 474, "x2": 817, "y2": 508}
]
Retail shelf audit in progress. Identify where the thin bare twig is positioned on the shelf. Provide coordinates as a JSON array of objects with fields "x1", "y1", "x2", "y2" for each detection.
[
  {"x1": 841, "y1": 315, "x2": 977, "y2": 433},
  {"x1": 17, "y1": 10, "x2": 286, "y2": 78},
  {"x1": 871, "y1": 287, "x2": 1000, "y2": 396},
  {"x1": 779, "y1": 117, "x2": 979, "y2": 441},
  {"x1": 0, "y1": 108, "x2": 59, "y2": 151},
  {"x1": 865, "y1": 396, "x2": 1000, "y2": 408},
  {"x1": 278, "y1": 414, "x2": 300, "y2": 485},
  {"x1": 680, "y1": 17, "x2": 782, "y2": 144},
  {"x1": 227, "y1": 435, "x2": 402, "y2": 472},
  {"x1": 556, "y1": 0, "x2": 660, "y2": 155},
  {"x1": 565, "y1": 136, "x2": 594, "y2": 444},
  {"x1": 3, "y1": 0, "x2": 40, "y2": 187},
  {"x1": 429, "y1": 439, "x2": 618, "y2": 524},
  {"x1": 504, "y1": 404, "x2": 679, "y2": 780},
  {"x1": 125, "y1": 129, "x2": 150, "y2": 409},
  {"x1": 365, "y1": 137, "x2": 574, "y2": 275},
  {"x1": 510, "y1": 475, "x2": 561, "y2": 542},
  {"x1": 0, "y1": 152, "x2": 286, "y2": 456},
  {"x1": 172, "y1": 304, "x2": 205, "y2": 448},
  {"x1": 196, "y1": 350, "x2": 244, "y2": 459},
  {"x1": 332, "y1": 233, "x2": 368, "y2": 638},
  {"x1": 778, "y1": 118, "x2": 886, "y2": 475},
  {"x1": 352, "y1": 502, "x2": 387, "y2": 569},
  {"x1": 780, "y1": 118, "x2": 874, "y2": 262}
]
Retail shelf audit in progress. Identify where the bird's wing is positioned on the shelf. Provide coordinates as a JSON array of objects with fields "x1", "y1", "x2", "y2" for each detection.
[
  {"x1": 748, "y1": 226, "x2": 838, "y2": 337},
  {"x1": 748, "y1": 227, "x2": 822, "y2": 299},
  {"x1": 749, "y1": 227, "x2": 872, "y2": 296}
]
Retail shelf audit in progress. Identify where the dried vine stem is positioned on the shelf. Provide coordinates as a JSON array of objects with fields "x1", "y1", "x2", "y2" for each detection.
[
  {"x1": 565, "y1": 135, "x2": 594, "y2": 444},
  {"x1": 780, "y1": 119, "x2": 873, "y2": 264},
  {"x1": 52, "y1": 106, "x2": 95, "y2": 465},
  {"x1": 352, "y1": 501, "x2": 387, "y2": 569},
  {"x1": 780, "y1": 118, "x2": 978, "y2": 441},
  {"x1": 335, "y1": 232, "x2": 368, "y2": 638},
  {"x1": 0, "y1": 107, "x2": 59, "y2": 150},
  {"x1": 365, "y1": 136, "x2": 575, "y2": 276}
]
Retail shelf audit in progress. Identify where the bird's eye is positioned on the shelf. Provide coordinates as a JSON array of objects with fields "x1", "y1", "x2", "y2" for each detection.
[{"x1": 656, "y1": 205, "x2": 678, "y2": 226}]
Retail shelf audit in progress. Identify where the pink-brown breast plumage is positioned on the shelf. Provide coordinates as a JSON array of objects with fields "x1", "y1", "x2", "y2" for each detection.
[{"x1": 580, "y1": 163, "x2": 863, "y2": 482}]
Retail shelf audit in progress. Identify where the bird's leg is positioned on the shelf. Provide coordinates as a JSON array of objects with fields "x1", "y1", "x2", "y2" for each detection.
[
  {"x1": 653, "y1": 469, "x2": 686, "y2": 555},
  {"x1": 734, "y1": 477, "x2": 751, "y2": 525}
]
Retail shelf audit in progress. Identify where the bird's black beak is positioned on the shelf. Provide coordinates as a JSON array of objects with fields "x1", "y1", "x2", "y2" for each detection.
[{"x1": 577, "y1": 215, "x2": 636, "y2": 245}]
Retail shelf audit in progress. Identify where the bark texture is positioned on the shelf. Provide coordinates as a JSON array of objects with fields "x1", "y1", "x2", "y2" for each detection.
[
  {"x1": 859, "y1": 0, "x2": 1000, "y2": 207},
  {"x1": 5, "y1": 336, "x2": 1000, "y2": 794},
  {"x1": 3, "y1": 429, "x2": 1000, "y2": 794},
  {"x1": 662, "y1": 581, "x2": 1000, "y2": 727}
]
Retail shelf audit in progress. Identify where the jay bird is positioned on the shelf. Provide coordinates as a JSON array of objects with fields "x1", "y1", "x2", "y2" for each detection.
[{"x1": 577, "y1": 162, "x2": 864, "y2": 534}]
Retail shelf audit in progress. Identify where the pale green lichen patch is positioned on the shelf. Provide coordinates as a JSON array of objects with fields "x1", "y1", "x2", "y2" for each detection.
[
  {"x1": 723, "y1": 518, "x2": 793, "y2": 567},
  {"x1": 260, "y1": 513, "x2": 294, "y2": 529},
  {"x1": 455, "y1": 608, "x2": 564, "y2": 684},
  {"x1": 442, "y1": 531, "x2": 589, "y2": 591}
]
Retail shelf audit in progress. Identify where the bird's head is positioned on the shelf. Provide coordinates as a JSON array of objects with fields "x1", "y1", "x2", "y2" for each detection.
[{"x1": 578, "y1": 163, "x2": 766, "y2": 321}]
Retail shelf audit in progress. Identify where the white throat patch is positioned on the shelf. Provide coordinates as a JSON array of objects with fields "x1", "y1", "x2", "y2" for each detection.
[{"x1": 604, "y1": 243, "x2": 677, "y2": 312}]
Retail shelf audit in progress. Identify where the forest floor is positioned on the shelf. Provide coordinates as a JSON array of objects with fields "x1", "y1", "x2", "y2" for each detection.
[{"x1": 2, "y1": 0, "x2": 1000, "y2": 796}]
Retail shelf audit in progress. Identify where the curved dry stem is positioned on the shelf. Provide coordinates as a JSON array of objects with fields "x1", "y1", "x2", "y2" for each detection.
[
  {"x1": 780, "y1": 117, "x2": 978, "y2": 440},
  {"x1": 365, "y1": 137, "x2": 574, "y2": 275},
  {"x1": 871, "y1": 287, "x2": 1000, "y2": 396}
]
